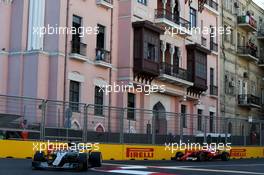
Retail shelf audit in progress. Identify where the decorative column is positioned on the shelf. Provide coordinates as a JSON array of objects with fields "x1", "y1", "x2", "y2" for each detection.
[
  {"x1": 162, "y1": 0, "x2": 167, "y2": 17},
  {"x1": 27, "y1": 0, "x2": 45, "y2": 50},
  {"x1": 161, "y1": 41, "x2": 167, "y2": 63},
  {"x1": 170, "y1": 0, "x2": 176, "y2": 20},
  {"x1": 170, "y1": 45, "x2": 175, "y2": 74}
]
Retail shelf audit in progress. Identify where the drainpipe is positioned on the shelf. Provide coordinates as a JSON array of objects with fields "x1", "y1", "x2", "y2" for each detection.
[
  {"x1": 108, "y1": 2, "x2": 114, "y2": 135},
  {"x1": 63, "y1": 0, "x2": 70, "y2": 101},
  {"x1": 221, "y1": 0, "x2": 228, "y2": 142},
  {"x1": 63, "y1": 0, "x2": 70, "y2": 127}
]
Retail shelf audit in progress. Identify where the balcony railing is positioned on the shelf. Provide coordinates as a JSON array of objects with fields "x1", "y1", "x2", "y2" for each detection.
[
  {"x1": 210, "y1": 41, "x2": 218, "y2": 52},
  {"x1": 210, "y1": 85, "x2": 218, "y2": 96},
  {"x1": 160, "y1": 62, "x2": 190, "y2": 81},
  {"x1": 237, "y1": 46, "x2": 258, "y2": 58},
  {"x1": 201, "y1": 37, "x2": 207, "y2": 47},
  {"x1": 71, "y1": 40, "x2": 87, "y2": 56},
  {"x1": 96, "y1": 48, "x2": 110, "y2": 63},
  {"x1": 237, "y1": 15, "x2": 257, "y2": 31},
  {"x1": 238, "y1": 94, "x2": 261, "y2": 107},
  {"x1": 155, "y1": 9, "x2": 190, "y2": 30},
  {"x1": 205, "y1": 0, "x2": 218, "y2": 11}
]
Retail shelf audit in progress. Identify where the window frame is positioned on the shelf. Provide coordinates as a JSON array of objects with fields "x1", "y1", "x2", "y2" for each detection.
[
  {"x1": 69, "y1": 80, "x2": 80, "y2": 112},
  {"x1": 189, "y1": 7, "x2": 197, "y2": 28},
  {"x1": 181, "y1": 105, "x2": 187, "y2": 128},
  {"x1": 127, "y1": 93, "x2": 136, "y2": 120},
  {"x1": 94, "y1": 86, "x2": 104, "y2": 116}
]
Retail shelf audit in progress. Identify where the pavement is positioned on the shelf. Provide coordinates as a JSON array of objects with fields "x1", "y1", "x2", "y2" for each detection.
[{"x1": 1, "y1": 158, "x2": 264, "y2": 175}]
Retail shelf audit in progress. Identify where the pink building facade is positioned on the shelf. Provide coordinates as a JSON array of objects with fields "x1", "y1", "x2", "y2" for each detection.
[{"x1": 0, "y1": 0, "x2": 220, "y2": 137}]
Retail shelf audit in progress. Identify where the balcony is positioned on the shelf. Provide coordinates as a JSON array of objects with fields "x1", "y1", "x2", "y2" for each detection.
[
  {"x1": 158, "y1": 63, "x2": 193, "y2": 87},
  {"x1": 238, "y1": 94, "x2": 261, "y2": 108},
  {"x1": 237, "y1": 15, "x2": 257, "y2": 32},
  {"x1": 134, "y1": 58, "x2": 159, "y2": 77},
  {"x1": 186, "y1": 44, "x2": 210, "y2": 95},
  {"x1": 69, "y1": 41, "x2": 87, "y2": 61},
  {"x1": 205, "y1": 0, "x2": 219, "y2": 14},
  {"x1": 210, "y1": 41, "x2": 218, "y2": 52},
  {"x1": 257, "y1": 28, "x2": 264, "y2": 40},
  {"x1": 237, "y1": 46, "x2": 258, "y2": 62},
  {"x1": 133, "y1": 21, "x2": 162, "y2": 83},
  {"x1": 94, "y1": 48, "x2": 112, "y2": 68},
  {"x1": 96, "y1": 0, "x2": 113, "y2": 9},
  {"x1": 209, "y1": 85, "x2": 218, "y2": 96},
  {"x1": 154, "y1": 9, "x2": 191, "y2": 36}
]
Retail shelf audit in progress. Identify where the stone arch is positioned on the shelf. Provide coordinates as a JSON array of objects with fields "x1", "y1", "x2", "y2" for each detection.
[
  {"x1": 71, "y1": 120, "x2": 81, "y2": 130},
  {"x1": 94, "y1": 123, "x2": 105, "y2": 132},
  {"x1": 153, "y1": 101, "x2": 167, "y2": 135}
]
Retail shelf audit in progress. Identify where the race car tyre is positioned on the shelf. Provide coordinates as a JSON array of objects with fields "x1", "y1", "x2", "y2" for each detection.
[
  {"x1": 198, "y1": 152, "x2": 206, "y2": 161},
  {"x1": 77, "y1": 153, "x2": 88, "y2": 171},
  {"x1": 89, "y1": 152, "x2": 102, "y2": 167},
  {"x1": 175, "y1": 152, "x2": 184, "y2": 160},
  {"x1": 221, "y1": 152, "x2": 230, "y2": 161}
]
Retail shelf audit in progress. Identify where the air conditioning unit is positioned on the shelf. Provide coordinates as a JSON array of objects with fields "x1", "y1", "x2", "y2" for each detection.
[{"x1": 229, "y1": 81, "x2": 235, "y2": 87}]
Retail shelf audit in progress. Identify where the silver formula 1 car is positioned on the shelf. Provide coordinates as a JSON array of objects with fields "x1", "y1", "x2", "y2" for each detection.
[{"x1": 32, "y1": 149, "x2": 102, "y2": 171}]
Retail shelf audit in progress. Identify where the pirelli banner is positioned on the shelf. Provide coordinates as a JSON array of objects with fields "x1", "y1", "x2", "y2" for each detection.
[{"x1": 0, "y1": 140, "x2": 264, "y2": 160}]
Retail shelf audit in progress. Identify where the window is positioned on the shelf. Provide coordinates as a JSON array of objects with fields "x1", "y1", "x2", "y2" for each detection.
[
  {"x1": 228, "y1": 122, "x2": 232, "y2": 134},
  {"x1": 224, "y1": 25, "x2": 228, "y2": 42},
  {"x1": 138, "y1": 0, "x2": 147, "y2": 5},
  {"x1": 209, "y1": 112, "x2": 214, "y2": 133},
  {"x1": 69, "y1": 81, "x2": 80, "y2": 112},
  {"x1": 237, "y1": 32, "x2": 241, "y2": 46},
  {"x1": 241, "y1": 35, "x2": 245, "y2": 47},
  {"x1": 181, "y1": 105, "x2": 187, "y2": 128},
  {"x1": 195, "y1": 56, "x2": 206, "y2": 78},
  {"x1": 197, "y1": 109, "x2": 202, "y2": 131},
  {"x1": 230, "y1": 29, "x2": 234, "y2": 45},
  {"x1": 127, "y1": 93, "x2": 135, "y2": 120},
  {"x1": 190, "y1": 8, "x2": 197, "y2": 28},
  {"x1": 72, "y1": 15, "x2": 82, "y2": 54},
  {"x1": 210, "y1": 68, "x2": 214, "y2": 86},
  {"x1": 261, "y1": 88, "x2": 264, "y2": 105},
  {"x1": 97, "y1": 24, "x2": 105, "y2": 49},
  {"x1": 94, "y1": 86, "x2": 104, "y2": 116},
  {"x1": 147, "y1": 43, "x2": 155, "y2": 60}
]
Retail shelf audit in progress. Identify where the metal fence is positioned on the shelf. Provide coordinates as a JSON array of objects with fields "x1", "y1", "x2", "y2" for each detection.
[{"x1": 0, "y1": 95, "x2": 263, "y2": 146}]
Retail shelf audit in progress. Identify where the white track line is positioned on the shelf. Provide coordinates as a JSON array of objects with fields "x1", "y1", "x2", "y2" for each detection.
[
  {"x1": 105, "y1": 170, "x2": 157, "y2": 175},
  {"x1": 102, "y1": 163, "x2": 264, "y2": 175},
  {"x1": 157, "y1": 167, "x2": 264, "y2": 175}
]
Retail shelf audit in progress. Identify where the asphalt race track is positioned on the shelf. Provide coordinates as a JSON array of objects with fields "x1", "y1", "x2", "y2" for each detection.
[{"x1": 1, "y1": 158, "x2": 264, "y2": 175}]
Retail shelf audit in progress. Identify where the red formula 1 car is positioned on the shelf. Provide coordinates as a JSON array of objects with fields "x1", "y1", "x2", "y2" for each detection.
[{"x1": 172, "y1": 149, "x2": 230, "y2": 161}]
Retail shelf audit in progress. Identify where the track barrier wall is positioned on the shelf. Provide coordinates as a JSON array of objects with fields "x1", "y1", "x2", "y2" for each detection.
[{"x1": 1, "y1": 140, "x2": 264, "y2": 160}]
